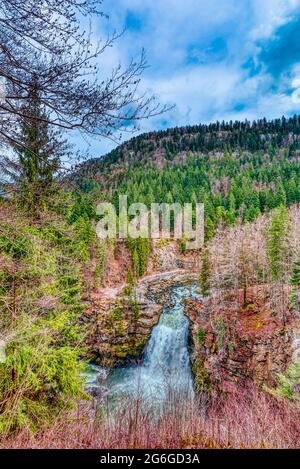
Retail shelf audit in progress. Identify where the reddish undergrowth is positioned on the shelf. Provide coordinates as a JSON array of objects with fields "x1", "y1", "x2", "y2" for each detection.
[{"x1": 2, "y1": 385, "x2": 299, "y2": 449}]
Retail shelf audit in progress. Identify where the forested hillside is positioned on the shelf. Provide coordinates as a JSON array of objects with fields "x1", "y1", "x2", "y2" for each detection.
[
  {"x1": 80, "y1": 115, "x2": 300, "y2": 172},
  {"x1": 75, "y1": 116, "x2": 300, "y2": 240}
]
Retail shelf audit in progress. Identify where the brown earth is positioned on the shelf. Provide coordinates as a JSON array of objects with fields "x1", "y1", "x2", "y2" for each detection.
[{"x1": 184, "y1": 285, "x2": 300, "y2": 393}]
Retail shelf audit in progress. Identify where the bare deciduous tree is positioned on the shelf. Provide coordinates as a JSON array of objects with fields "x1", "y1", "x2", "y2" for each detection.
[{"x1": 0, "y1": 0, "x2": 170, "y2": 188}]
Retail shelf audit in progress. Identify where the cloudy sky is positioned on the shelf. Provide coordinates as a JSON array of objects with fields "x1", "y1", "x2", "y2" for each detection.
[{"x1": 85, "y1": 0, "x2": 300, "y2": 156}]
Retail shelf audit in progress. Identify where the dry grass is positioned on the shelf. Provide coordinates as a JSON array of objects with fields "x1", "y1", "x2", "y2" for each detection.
[{"x1": 2, "y1": 385, "x2": 299, "y2": 449}]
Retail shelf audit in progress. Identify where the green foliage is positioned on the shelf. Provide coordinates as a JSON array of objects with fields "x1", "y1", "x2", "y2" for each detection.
[
  {"x1": 267, "y1": 205, "x2": 289, "y2": 280},
  {"x1": 0, "y1": 313, "x2": 86, "y2": 434},
  {"x1": 9, "y1": 85, "x2": 67, "y2": 213},
  {"x1": 127, "y1": 268, "x2": 135, "y2": 287},
  {"x1": 124, "y1": 268, "x2": 135, "y2": 296},
  {"x1": 68, "y1": 193, "x2": 96, "y2": 224},
  {"x1": 112, "y1": 306, "x2": 123, "y2": 321},
  {"x1": 82, "y1": 116, "x2": 300, "y2": 174},
  {"x1": 192, "y1": 356, "x2": 211, "y2": 393},
  {"x1": 75, "y1": 177, "x2": 100, "y2": 194},
  {"x1": 58, "y1": 270, "x2": 82, "y2": 306},
  {"x1": 290, "y1": 259, "x2": 300, "y2": 288},
  {"x1": 178, "y1": 240, "x2": 186, "y2": 254},
  {"x1": 94, "y1": 239, "x2": 106, "y2": 288},
  {"x1": 264, "y1": 363, "x2": 300, "y2": 402},
  {"x1": 73, "y1": 214, "x2": 95, "y2": 244},
  {"x1": 156, "y1": 238, "x2": 171, "y2": 248},
  {"x1": 0, "y1": 205, "x2": 92, "y2": 435},
  {"x1": 215, "y1": 316, "x2": 226, "y2": 350},
  {"x1": 244, "y1": 205, "x2": 260, "y2": 222},
  {"x1": 205, "y1": 217, "x2": 215, "y2": 241},
  {"x1": 127, "y1": 237, "x2": 151, "y2": 277},
  {"x1": 0, "y1": 226, "x2": 34, "y2": 259},
  {"x1": 200, "y1": 248, "x2": 211, "y2": 297},
  {"x1": 66, "y1": 193, "x2": 97, "y2": 262},
  {"x1": 227, "y1": 341, "x2": 234, "y2": 354},
  {"x1": 179, "y1": 234, "x2": 189, "y2": 254},
  {"x1": 131, "y1": 298, "x2": 140, "y2": 320},
  {"x1": 75, "y1": 116, "x2": 300, "y2": 243},
  {"x1": 96, "y1": 147, "x2": 300, "y2": 241},
  {"x1": 197, "y1": 327, "x2": 206, "y2": 343},
  {"x1": 289, "y1": 258, "x2": 300, "y2": 308}
]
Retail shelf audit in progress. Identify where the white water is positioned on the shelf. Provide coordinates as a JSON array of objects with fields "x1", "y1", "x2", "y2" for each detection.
[{"x1": 86, "y1": 284, "x2": 200, "y2": 408}]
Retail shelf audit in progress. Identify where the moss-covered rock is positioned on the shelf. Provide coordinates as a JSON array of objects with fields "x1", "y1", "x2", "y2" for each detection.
[{"x1": 192, "y1": 356, "x2": 211, "y2": 393}]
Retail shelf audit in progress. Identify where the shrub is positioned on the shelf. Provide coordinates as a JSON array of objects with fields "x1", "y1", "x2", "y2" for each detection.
[
  {"x1": 197, "y1": 327, "x2": 206, "y2": 343},
  {"x1": 264, "y1": 363, "x2": 300, "y2": 402},
  {"x1": 0, "y1": 314, "x2": 86, "y2": 434},
  {"x1": 0, "y1": 206, "x2": 90, "y2": 435}
]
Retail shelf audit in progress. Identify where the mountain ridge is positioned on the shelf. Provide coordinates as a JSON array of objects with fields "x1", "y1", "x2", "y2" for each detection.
[{"x1": 77, "y1": 114, "x2": 300, "y2": 180}]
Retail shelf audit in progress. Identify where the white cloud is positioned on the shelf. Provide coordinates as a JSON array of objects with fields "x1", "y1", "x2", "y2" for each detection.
[
  {"x1": 250, "y1": 0, "x2": 300, "y2": 40},
  {"x1": 85, "y1": 0, "x2": 300, "y2": 156},
  {"x1": 140, "y1": 63, "x2": 241, "y2": 125}
]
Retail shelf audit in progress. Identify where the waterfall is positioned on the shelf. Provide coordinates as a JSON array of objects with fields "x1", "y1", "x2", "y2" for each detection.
[
  {"x1": 87, "y1": 284, "x2": 199, "y2": 408},
  {"x1": 142, "y1": 286, "x2": 194, "y2": 391}
]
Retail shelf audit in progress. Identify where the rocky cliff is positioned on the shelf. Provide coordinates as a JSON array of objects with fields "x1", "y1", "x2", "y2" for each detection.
[
  {"x1": 83, "y1": 269, "x2": 198, "y2": 367},
  {"x1": 185, "y1": 285, "x2": 300, "y2": 394},
  {"x1": 82, "y1": 236, "x2": 199, "y2": 367}
]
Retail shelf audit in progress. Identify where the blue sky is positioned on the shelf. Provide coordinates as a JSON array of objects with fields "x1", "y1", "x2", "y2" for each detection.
[{"x1": 84, "y1": 0, "x2": 300, "y2": 156}]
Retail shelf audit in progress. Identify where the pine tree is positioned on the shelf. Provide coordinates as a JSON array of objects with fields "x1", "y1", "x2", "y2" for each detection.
[
  {"x1": 265, "y1": 363, "x2": 300, "y2": 402},
  {"x1": 132, "y1": 248, "x2": 140, "y2": 277},
  {"x1": 275, "y1": 182, "x2": 287, "y2": 207},
  {"x1": 267, "y1": 205, "x2": 289, "y2": 281},
  {"x1": 68, "y1": 194, "x2": 96, "y2": 224},
  {"x1": 123, "y1": 268, "x2": 135, "y2": 296},
  {"x1": 200, "y1": 248, "x2": 211, "y2": 297},
  {"x1": 126, "y1": 268, "x2": 135, "y2": 288},
  {"x1": 290, "y1": 259, "x2": 300, "y2": 287},
  {"x1": 128, "y1": 237, "x2": 151, "y2": 277},
  {"x1": 9, "y1": 81, "x2": 68, "y2": 213},
  {"x1": 267, "y1": 205, "x2": 290, "y2": 326},
  {"x1": 290, "y1": 258, "x2": 300, "y2": 308},
  {"x1": 244, "y1": 205, "x2": 260, "y2": 222}
]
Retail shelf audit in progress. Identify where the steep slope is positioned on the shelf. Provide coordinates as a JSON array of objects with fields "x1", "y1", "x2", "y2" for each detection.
[
  {"x1": 74, "y1": 115, "x2": 300, "y2": 241},
  {"x1": 75, "y1": 115, "x2": 300, "y2": 181},
  {"x1": 186, "y1": 205, "x2": 300, "y2": 395}
]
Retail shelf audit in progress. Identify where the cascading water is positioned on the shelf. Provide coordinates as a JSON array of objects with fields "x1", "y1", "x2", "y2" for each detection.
[{"x1": 86, "y1": 283, "x2": 200, "y2": 409}]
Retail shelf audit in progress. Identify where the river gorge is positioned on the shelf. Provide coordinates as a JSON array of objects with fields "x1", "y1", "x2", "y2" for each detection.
[
  {"x1": 84, "y1": 264, "x2": 299, "y2": 409},
  {"x1": 86, "y1": 283, "x2": 200, "y2": 409}
]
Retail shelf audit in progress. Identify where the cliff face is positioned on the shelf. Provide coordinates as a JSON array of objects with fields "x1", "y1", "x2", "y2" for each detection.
[
  {"x1": 83, "y1": 237, "x2": 199, "y2": 367},
  {"x1": 83, "y1": 270, "x2": 198, "y2": 367},
  {"x1": 83, "y1": 294, "x2": 162, "y2": 367},
  {"x1": 185, "y1": 285, "x2": 299, "y2": 393}
]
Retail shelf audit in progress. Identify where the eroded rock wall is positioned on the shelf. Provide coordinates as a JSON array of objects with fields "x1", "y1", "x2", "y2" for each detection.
[
  {"x1": 84, "y1": 269, "x2": 198, "y2": 367},
  {"x1": 185, "y1": 286, "x2": 299, "y2": 394}
]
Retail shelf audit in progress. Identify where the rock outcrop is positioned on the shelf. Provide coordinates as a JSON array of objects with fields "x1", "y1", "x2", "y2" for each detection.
[
  {"x1": 82, "y1": 295, "x2": 162, "y2": 367},
  {"x1": 84, "y1": 269, "x2": 198, "y2": 367},
  {"x1": 185, "y1": 285, "x2": 299, "y2": 394}
]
